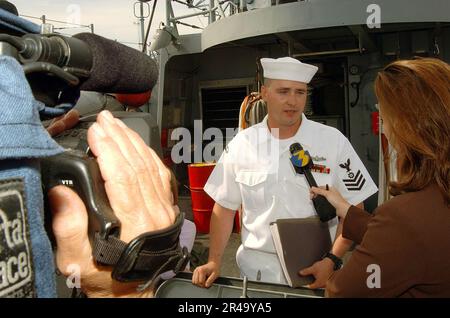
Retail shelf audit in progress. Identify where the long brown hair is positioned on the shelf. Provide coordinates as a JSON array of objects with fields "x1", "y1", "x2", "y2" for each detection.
[{"x1": 375, "y1": 58, "x2": 450, "y2": 205}]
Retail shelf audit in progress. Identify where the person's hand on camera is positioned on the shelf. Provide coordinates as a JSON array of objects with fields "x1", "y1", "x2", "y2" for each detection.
[
  {"x1": 46, "y1": 109, "x2": 80, "y2": 137},
  {"x1": 310, "y1": 186, "x2": 351, "y2": 219},
  {"x1": 48, "y1": 110, "x2": 178, "y2": 297}
]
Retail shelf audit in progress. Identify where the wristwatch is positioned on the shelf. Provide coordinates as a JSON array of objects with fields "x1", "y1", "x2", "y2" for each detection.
[{"x1": 322, "y1": 252, "x2": 343, "y2": 271}]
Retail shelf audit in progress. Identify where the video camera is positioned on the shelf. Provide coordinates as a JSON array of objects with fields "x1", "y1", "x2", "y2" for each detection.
[{"x1": 0, "y1": 10, "x2": 180, "y2": 281}]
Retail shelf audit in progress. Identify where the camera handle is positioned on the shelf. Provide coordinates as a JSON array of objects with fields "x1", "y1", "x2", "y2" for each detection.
[{"x1": 41, "y1": 150, "x2": 121, "y2": 249}]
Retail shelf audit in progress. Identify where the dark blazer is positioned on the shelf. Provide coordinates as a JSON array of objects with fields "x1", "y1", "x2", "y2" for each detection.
[{"x1": 327, "y1": 183, "x2": 450, "y2": 297}]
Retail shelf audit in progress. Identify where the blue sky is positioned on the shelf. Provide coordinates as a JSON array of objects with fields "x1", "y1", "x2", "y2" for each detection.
[{"x1": 11, "y1": 0, "x2": 205, "y2": 49}]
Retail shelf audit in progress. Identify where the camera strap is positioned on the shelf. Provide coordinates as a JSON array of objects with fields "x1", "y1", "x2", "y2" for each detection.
[{"x1": 92, "y1": 212, "x2": 189, "y2": 286}]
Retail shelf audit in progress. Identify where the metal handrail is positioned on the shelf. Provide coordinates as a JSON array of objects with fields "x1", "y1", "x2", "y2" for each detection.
[{"x1": 165, "y1": 0, "x2": 286, "y2": 31}]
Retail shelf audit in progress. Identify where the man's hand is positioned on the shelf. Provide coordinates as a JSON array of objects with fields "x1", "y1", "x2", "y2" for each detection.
[
  {"x1": 310, "y1": 186, "x2": 351, "y2": 219},
  {"x1": 299, "y1": 258, "x2": 335, "y2": 289},
  {"x1": 192, "y1": 261, "x2": 221, "y2": 288},
  {"x1": 46, "y1": 109, "x2": 80, "y2": 137},
  {"x1": 49, "y1": 110, "x2": 178, "y2": 297}
]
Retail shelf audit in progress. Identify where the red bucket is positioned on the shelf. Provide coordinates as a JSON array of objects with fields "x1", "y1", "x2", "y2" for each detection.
[
  {"x1": 192, "y1": 209, "x2": 241, "y2": 234},
  {"x1": 188, "y1": 163, "x2": 215, "y2": 234},
  {"x1": 192, "y1": 209, "x2": 212, "y2": 234},
  {"x1": 190, "y1": 189, "x2": 215, "y2": 211},
  {"x1": 233, "y1": 211, "x2": 241, "y2": 234},
  {"x1": 190, "y1": 189, "x2": 241, "y2": 234},
  {"x1": 187, "y1": 163, "x2": 216, "y2": 190},
  {"x1": 188, "y1": 163, "x2": 240, "y2": 234}
]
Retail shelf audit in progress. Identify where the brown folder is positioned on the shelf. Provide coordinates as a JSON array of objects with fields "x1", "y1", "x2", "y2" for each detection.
[{"x1": 270, "y1": 217, "x2": 332, "y2": 288}]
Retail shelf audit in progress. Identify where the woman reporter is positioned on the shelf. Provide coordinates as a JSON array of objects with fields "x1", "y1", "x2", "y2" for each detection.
[{"x1": 310, "y1": 58, "x2": 450, "y2": 297}]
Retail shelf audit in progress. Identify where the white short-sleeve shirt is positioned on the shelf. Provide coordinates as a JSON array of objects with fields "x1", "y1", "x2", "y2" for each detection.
[{"x1": 204, "y1": 113, "x2": 378, "y2": 284}]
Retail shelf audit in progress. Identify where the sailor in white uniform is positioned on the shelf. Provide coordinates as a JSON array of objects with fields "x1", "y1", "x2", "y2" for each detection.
[{"x1": 192, "y1": 57, "x2": 378, "y2": 287}]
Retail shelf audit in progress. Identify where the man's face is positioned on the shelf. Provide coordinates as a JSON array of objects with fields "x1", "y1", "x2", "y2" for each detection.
[{"x1": 261, "y1": 79, "x2": 307, "y2": 128}]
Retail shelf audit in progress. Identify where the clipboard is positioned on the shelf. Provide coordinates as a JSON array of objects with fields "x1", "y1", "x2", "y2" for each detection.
[{"x1": 270, "y1": 216, "x2": 332, "y2": 287}]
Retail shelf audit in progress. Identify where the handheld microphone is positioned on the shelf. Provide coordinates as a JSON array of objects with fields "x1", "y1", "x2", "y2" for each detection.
[{"x1": 289, "y1": 142, "x2": 336, "y2": 222}]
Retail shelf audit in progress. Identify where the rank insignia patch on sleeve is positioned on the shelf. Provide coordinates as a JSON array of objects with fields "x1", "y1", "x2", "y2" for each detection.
[{"x1": 339, "y1": 159, "x2": 366, "y2": 191}]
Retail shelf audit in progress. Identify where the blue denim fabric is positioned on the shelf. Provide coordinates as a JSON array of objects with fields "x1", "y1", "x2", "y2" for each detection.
[
  {"x1": 0, "y1": 8, "x2": 40, "y2": 34},
  {"x1": 37, "y1": 103, "x2": 75, "y2": 118},
  {"x1": 0, "y1": 56, "x2": 63, "y2": 159},
  {"x1": 0, "y1": 55, "x2": 64, "y2": 297}
]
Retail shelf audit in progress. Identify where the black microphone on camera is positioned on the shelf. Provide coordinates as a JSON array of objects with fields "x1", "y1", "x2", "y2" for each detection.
[
  {"x1": 0, "y1": 32, "x2": 158, "y2": 105},
  {"x1": 289, "y1": 142, "x2": 336, "y2": 222},
  {"x1": 16, "y1": 32, "x2": 158, "y2": 92}
]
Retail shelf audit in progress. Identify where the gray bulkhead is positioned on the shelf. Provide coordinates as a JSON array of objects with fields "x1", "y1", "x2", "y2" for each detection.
[{"x1": 151, "y1": 0, "x2": 450, "y2": 212}]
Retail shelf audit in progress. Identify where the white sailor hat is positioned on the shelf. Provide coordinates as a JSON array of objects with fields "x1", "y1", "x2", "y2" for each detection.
[{"x1": 261, "y1": 57, "x2": 318, "y2": 84}]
